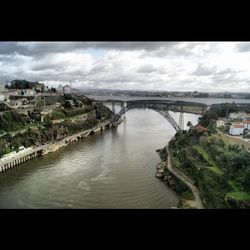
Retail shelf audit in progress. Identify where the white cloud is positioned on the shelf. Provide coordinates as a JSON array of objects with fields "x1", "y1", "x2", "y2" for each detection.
[{"x1": 0, "y1": 42, "x2": 250, "y2": 92}]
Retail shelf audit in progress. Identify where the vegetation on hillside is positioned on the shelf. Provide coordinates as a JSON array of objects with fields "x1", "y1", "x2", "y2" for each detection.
[
  {"x1": 169, "y1": 124, "x2": 250, "y2": 208},
  {"x1": 209, "y1": 103, "x2": 250, "y2": 118},
  {"x1": 0, "y1": 94, "x2": 112, "y2": 157}
]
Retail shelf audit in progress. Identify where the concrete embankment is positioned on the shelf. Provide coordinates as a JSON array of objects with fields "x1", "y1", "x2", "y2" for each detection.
[{"x1": 0, "y1": 120, "x2": 113, "y2": 173}]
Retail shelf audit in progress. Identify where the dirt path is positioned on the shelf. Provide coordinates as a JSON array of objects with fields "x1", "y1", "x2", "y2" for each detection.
[{"x1": 166, "y1": 147, "x2": 204, "y2": 209}]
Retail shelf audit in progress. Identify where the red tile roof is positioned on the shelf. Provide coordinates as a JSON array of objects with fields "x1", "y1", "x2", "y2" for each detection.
[
  {"x1": 233, "y1": 124, "x2": 244, "y2": 128},
  {"x1": 194, "y1": 124, "x2": 209, "y2": 133}
]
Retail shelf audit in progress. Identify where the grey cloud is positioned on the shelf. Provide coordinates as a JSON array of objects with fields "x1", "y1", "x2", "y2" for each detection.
[
  {"x1": 137, "y1": 64, "x2": 156, "y2": 73},
  {"x1": 192, "y1": 64, "x2": 239, "y2": 77},
  {"x1": 81, "y1": 42, "x2": 177, "y2": 51},
  {"x1": 0, "y1": 42, "x2": 178, "y2": 57},
  {"x1": 143, "y1": 42, "x2": 218, "y2": 58},
  {"x1": 192, "y1": 64, "x2": 217, "y2": 76},
  {"x1": 89, "y1": 60, "x2": 114, "y2": 74}
]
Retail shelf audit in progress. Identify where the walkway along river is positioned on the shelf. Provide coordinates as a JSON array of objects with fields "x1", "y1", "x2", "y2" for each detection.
[{"x1": 0, "y1": 108, "x2": 200, "y2": 208}]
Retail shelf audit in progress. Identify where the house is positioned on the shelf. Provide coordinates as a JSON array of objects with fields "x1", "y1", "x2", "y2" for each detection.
[
  {"x1": 229, "y1": 112, "x2": 238, "y2": 119},
  {"x1": 229, "y1": 124, "x2": 244, "y2": 136},
  {"x1": 32, "y1": 83, "x2": 45, "y2": 93},
  {"x1": 63, "y1": 85, "x2": 71, "y2": 94},
  {"x1": 194, "y1": 124, "x2": 209, "y2": 133},
  {"x1": 229, "y1": 112, "x2": 247, "y2": 120},
  {"x1": 8, "y1": 88, "x2": 35, "y2": 97},
  {"x1": 243, "y1": 120, "x2": 250, "y2": 130},
  {"x1": 0, "y1": 83, "x2": 4, "y2": 91},
  {"x1": 238, "y1": 112, "x2": 247, "y2": 119},
  {"x1": 57, "y1": 84, "x2": 63, "y2": 93},
  {"x1": 216, "y1": 118, "x2": 226, "y2": 128},
  {"x1": 21, "y1": 89, "x2": 35, "y2": 96},
  {"x1": 245, "y1": 113, "x2": 250, "y2": 119},
  {"x1": 1, "y1": 90, "x2": 10, "y2": 102}
]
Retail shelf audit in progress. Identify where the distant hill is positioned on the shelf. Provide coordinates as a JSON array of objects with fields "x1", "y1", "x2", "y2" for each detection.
[{"x1": 71, "y1": 88, "x2": 81, "y2": 92}]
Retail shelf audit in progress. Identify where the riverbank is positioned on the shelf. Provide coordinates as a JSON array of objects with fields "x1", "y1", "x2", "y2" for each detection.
[
  {"x1": 0, "y1": 119, "x2": 113, "y2": 173},
  {"x1": 155, "y1": 146, "x2": 204, "y2": 209}
]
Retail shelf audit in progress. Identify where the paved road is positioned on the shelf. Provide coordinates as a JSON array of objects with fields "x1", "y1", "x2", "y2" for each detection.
[{"x1": 166, "y1": 147, "x2": 204, "y2": 209}]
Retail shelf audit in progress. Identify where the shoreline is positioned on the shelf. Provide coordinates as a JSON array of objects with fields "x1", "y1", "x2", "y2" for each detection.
[
  {"x1": 155, "y1": 145, "x2": 204, "y2": 209},
  {"x1": 0, "y1": 119, "x2": 115, "y2": 173}
]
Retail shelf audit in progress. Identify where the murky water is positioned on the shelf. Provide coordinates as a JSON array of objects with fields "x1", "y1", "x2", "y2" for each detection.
[{"x1": 0, "y1": 108, "x2": 199, "y2": 208}]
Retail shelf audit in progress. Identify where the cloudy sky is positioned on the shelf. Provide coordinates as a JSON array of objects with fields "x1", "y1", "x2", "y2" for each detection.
[{"x1": 0, "y1": 42, "x2": 250, "y2": 92}]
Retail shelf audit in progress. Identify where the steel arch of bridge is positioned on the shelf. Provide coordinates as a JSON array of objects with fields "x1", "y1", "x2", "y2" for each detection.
[{"x1": 111, "y1": 103, "x2": 181, "y2": 131}]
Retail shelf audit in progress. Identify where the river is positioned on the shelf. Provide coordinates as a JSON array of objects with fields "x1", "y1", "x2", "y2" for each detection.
[{"x1": 0, "y1": 108, "x2": 200, "y2": 208}]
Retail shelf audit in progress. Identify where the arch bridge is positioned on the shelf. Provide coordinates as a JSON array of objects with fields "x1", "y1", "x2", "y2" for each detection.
[{"x1": 100, "y1": 99, "x2": 208, "y2": 132}]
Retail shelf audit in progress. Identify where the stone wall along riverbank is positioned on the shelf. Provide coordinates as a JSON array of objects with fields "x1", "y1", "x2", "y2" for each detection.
[{"x1": 0, "y1": 120, "x2": 112, "y2": 173}]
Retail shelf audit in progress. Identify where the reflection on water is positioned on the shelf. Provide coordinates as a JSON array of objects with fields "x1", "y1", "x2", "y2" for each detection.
[{"x1": 0, "y1": 109, "x2": 200, "y2": 208}]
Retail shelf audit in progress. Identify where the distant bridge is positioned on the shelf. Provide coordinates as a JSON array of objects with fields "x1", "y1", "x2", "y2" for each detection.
[{"x1": 94, "y1": 99, "x2": 208, "y2": 132}]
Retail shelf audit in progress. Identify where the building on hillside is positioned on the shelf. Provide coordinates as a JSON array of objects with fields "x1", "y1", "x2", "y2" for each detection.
[
  {"x1": 243, "y1": 120, "x2": 250, "y2": 129},
  {"x1": 193, "y1": 124, "x2": 209, "y2": 134},
  {"x1": 229, "y1": 112, "x2": 238, "y2": 119},
  {"x1": 216, "y1": 118, "x2": 226, "y2": 128},
  {"x1": 32, "y1": 83, "x2": 45, "y2": 93},
  {"x1": 0, "y1": 83, "x2": 4, "y2": 91},
  {"x1": 9, "y1": 88, "x2": 35, "y2": 97},
  {"x1": 57, "y1": 84, "x2": 63, "y2": 93},
  {"x1": 229, "y1": 112, "x2": 247, "y2": 120},
  {"x1": 245, "y1": 113, "x2": 250, "y2": 119},
  {"x1": 63, "y1": 85, "x2": 71, "y2": 94},
  {"x1": 1, "y1": 90, "x2": 10, "y2": 102},
  {"x1": 229, "y1": 124, "x2": 244, "y2": 135}
]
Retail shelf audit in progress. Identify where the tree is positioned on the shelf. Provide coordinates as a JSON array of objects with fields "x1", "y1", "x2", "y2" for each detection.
[
  {"x1": 198, "y1": 111, "x2": 218, "y2": 128},
  {"x1": 199, "y1": 135, "x2": 208, "y2": 147},
  {"x1": 64, "y1": 100, "x2": 72, "y2": 109},
  {"x1": 187, "y1": 121, "x2": 193, "y2": 129},
  {"x1": 242, "y1": 169, "x2": 250, "y2": 192}
]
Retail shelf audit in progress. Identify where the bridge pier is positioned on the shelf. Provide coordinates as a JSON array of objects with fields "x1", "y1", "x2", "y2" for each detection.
[{"x1": 112, "y1": 102, "x2": 115, "y2": 114}]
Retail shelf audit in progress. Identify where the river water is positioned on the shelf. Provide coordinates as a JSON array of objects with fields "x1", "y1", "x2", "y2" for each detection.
[{"x1": 0, "y1": 108, "x2": 200, "y2": 208}]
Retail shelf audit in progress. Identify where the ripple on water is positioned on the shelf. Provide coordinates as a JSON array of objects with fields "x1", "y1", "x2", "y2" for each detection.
[
  {"x1": 78, "y1": 181, "x2": 90, "y2": 192},
  {"x1": 0, "y1": 109, "x2": 190, "y2": 208}
]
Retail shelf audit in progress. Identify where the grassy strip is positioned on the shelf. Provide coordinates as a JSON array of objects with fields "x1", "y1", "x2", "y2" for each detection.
[
  {"x1": 209, "y1": 166, "x2": 224, "y2": 176},
  {"x1": 226, "y1": 192, "x2": 250, "y2": 201},
  {"x1": 192, "y1": 144, "x2": 224, "y2": 176}
]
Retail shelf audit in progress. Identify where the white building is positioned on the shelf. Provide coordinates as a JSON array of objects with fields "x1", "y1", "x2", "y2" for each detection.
[
  {"x1": 229, "y1": 124, "x2": 244, "y2": 135},
  {"x1": 216, "y1": 118, "x2": 226, "y2": 128},
  {"x1": 243, "y1": 120, "x2": 250, "y2": 130},
  {"x1": 22, "y1": 89, "x2": 34, "y2": 96},
  {"x1": 32, "y1": 83, "x2": 45, "y2": 93},
  {"x1": 229, "y1": 112, "x2": 246, "y2": 119},
  {"x1": 57, "y1": 84, "x2": 63, "y2": 93},
  {"x1": 0, "y1": 83, "x2": 4, "y2": 90},
  {"x1": 9, "y1": 88, "x2": 34, "y2": 96},
  {"x1": 63, "y1": 85, "x2": 71, "y2": 94},
  {"x1": 0, "y1": 84, "x2": 4, "y2": 101}
]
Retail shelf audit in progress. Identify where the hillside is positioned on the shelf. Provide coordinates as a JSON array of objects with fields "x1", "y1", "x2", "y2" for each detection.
[
  {"x1": 169, "y1": 126, "x2": 250, "y2": 208},
  {"x1": 0, "y1": 94, "x2": 112, "y2": 158}
]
